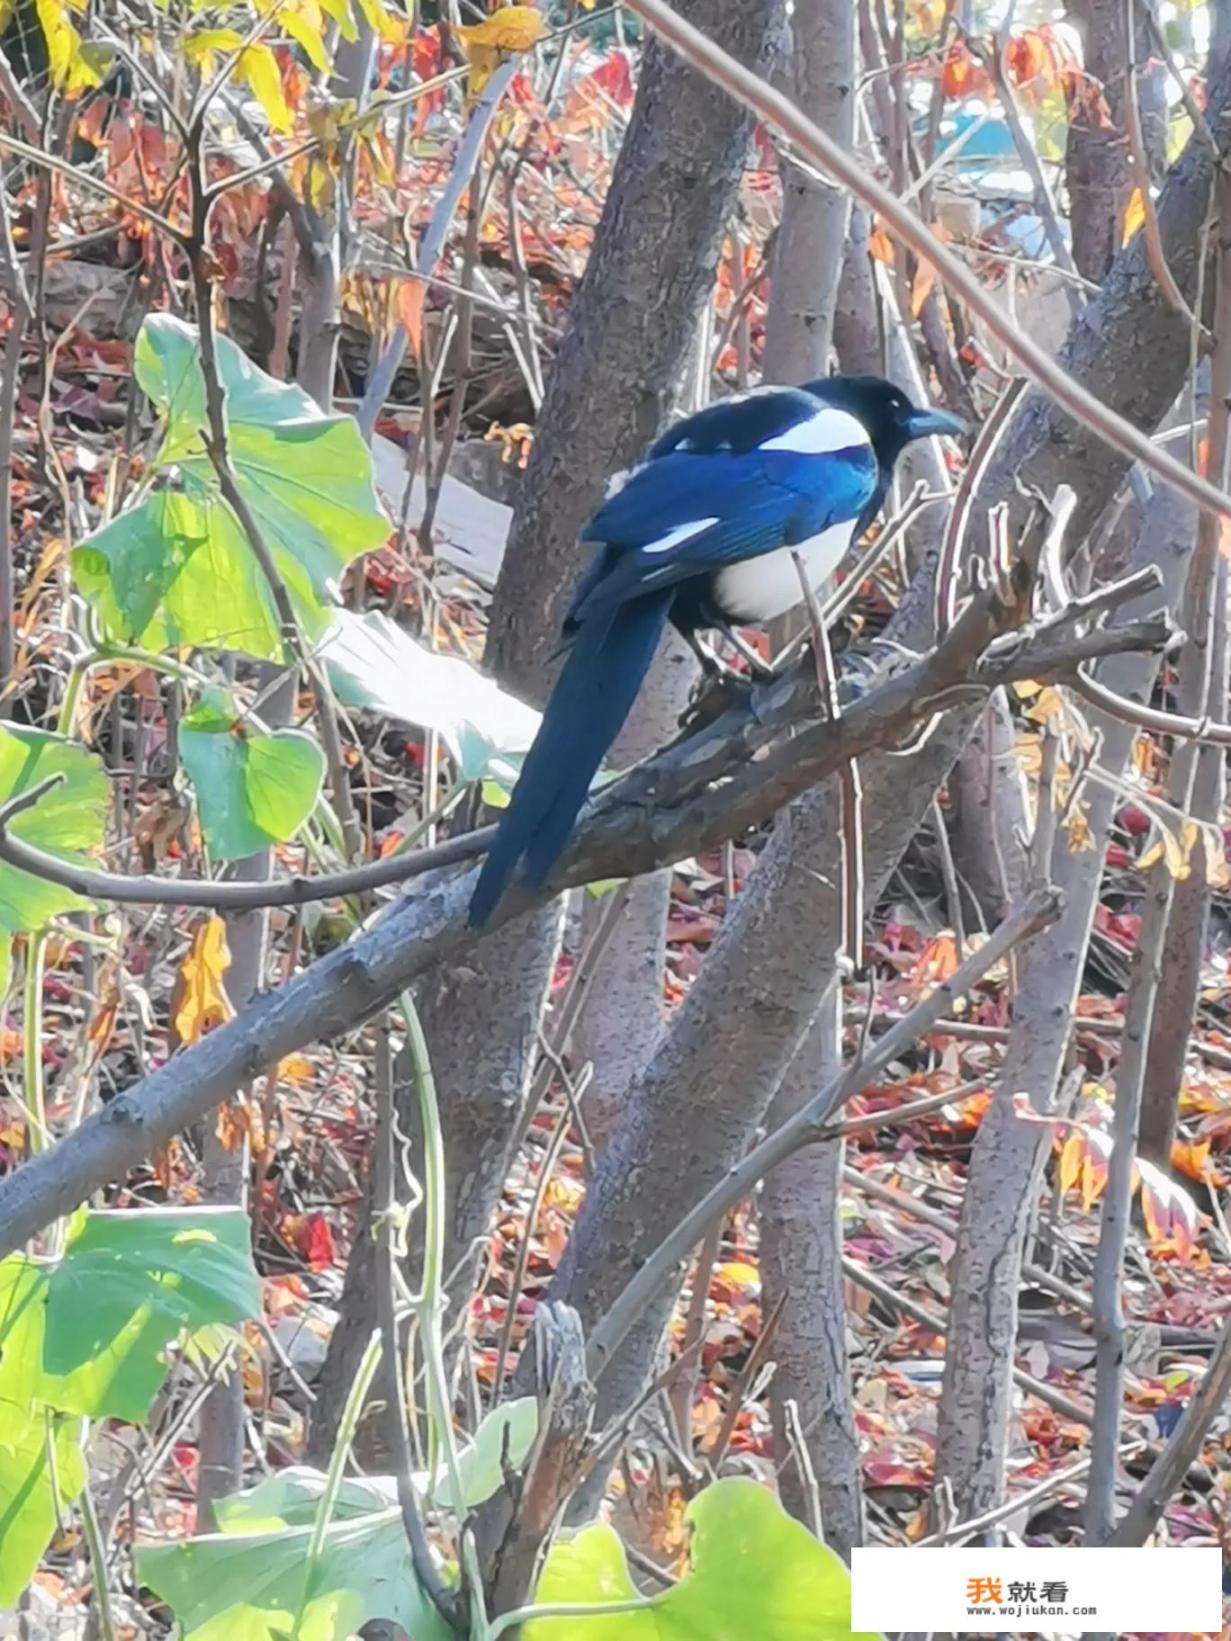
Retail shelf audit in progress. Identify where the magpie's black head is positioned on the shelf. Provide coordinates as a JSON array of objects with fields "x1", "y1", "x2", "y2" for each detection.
[{"x1": 802, "y1": 374, "x2": 964, "y2": 469}]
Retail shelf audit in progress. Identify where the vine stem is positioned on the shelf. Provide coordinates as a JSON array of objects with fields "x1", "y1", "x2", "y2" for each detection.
[
  {"x1": 397, "y1": 994, "x2": 467, "y2": 1522},
  {"x1": 292, "y1": 1329, "x2": 383, "y2": 1640},
  {"x1": 484, "y1": 1595, "x2": 660, "y2": 1639}
]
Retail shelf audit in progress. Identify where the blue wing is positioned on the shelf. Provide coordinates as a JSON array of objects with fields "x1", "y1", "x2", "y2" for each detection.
[{"x1": 567, "y1": 435, "x2": 879, "y2": 630}]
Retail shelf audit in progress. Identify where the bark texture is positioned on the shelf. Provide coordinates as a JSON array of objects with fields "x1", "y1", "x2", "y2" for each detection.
[
  {"x1": 1138, "y1": 566, "x2": 1229, "y2": 1167},
  {"x1": 1064, "y1": 0, "x2": 1137, "y2": 284},
  {"x1": 760, "y1": 984, "x2": 864, "y2": 1557},
  {"x1": 760, "y1": 0, "x2": 856, "y2": 382}
]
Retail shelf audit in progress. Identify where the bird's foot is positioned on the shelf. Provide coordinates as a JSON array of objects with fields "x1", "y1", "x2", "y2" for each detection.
[{"x1": 677, "y1": 669, "x2": 756, "y2": 733}]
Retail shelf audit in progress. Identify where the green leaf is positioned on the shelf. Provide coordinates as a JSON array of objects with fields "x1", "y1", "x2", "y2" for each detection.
[
  {"x1": 440, "y1": 1395, "x2": 537, "y2": 1509},
  {"x1": 0, "y1": 1399, "x2": 86, "y2": 1605},
  {"x1": 212, "y1": 1397, "x2": 539, "y2": 1534},
  {"x1": 0, "y1": 1209, "x2": 263, "y2": 1426},
  {"x1": 45, "y1": 1209, "x2": 262, "y2": 1381},
  {"x1": 322, "y1": 609, "x2": 541, "y2": 782},
  {"x1": 74, "y1": 316, "x2": 388, "y2": 660},
  {"x1": 525, "y1": 1479, "x2": 882, "y2": 1641},
  {"x1": 0, "y1": 726, "x2": 107, "y2": 934},
  {"x1": 137, "y1": 1510, "x2": 456, "y2": 1641},
  {"x1": 180, "y1": 688, "x2": 324, "y2": 860}
]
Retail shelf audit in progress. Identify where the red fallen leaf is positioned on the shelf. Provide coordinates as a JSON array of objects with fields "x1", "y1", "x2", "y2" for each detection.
[
  {"x1": 1119, "y1": 803, "x2": 1151, "y2": 836},
  {"x1": 863, "y1": 1456, "x2": 932, "y2": 1489},
  {"x1": 295, "y1": 1212, "x2": 337, "y2": 1273},
  {"x1": 1106, "y1": 842, "x2": 1134, "y2": 869}
]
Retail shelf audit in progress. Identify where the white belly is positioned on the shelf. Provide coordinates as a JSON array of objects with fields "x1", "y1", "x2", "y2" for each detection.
[{"x1": 712, "y1": 519, "x2": 858, "y2": 624}]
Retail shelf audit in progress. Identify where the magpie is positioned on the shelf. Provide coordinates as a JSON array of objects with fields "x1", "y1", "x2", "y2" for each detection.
[{"x1": 467, "y1": 375, "x2": 962, "y2": 927}]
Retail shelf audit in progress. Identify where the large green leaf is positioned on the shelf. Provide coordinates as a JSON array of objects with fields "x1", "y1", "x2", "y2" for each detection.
[
  {"x1": 0, "y1": 1208, "x2": 259, "y2": 1428},
  {"x1": 142, "y1": 1398, "x2": 538, "y2": 1639},
  {"x1": 212, "y1": 1397, "x2": 539, "y2": 1534},
  {"x1": 72, "y1": 315, "x2": 389, "y2": 659},
  {"x1": 137, "y1": 1510, "x2": 456, "y2": 1641},
  {"x1": 0, "y1": 1398, "x2": 86, "y2": 1605},
  {"x1": 0, "y1": 726, "x2": 107, "y2": 935},
  {"x1": 179, "y1": 689, "x2": 325, "y2": 861},
  {"x1": 42, "y1": 1208, "x2": 262, "y2": 1391},
  {"x1": 525, "y1": 1479, "x2": 882, "y2": 1641},
  {"x1": 73, "y1": 490, "x2": 293, "y2": 658}
]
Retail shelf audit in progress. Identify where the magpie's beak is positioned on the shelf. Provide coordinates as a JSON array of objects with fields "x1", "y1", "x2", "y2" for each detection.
[{"x1": 904, "y1": 406, "x2": 965, "y2": 441}]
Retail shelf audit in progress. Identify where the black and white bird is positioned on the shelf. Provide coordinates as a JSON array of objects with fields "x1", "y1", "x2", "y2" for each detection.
[{"x1": 468, "y1": 375, "x2": 962, "y2": 927}]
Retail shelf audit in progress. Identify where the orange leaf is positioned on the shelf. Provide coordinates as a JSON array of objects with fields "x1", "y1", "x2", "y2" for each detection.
[
  {"x1": 173, "y1": 916, "x2": 234, "y2": 1047},
  {"x1": 868, "y1": 222, "x2": 896, "y2": 265},
  {"x1": 1122, "y1": 186, "x2": 1146, "y2": 245},
  {"x1": 1058, "y1": 1132, "x2": 1082, "y2": 1196},
  {"x1": 396, "y1": 278, "x2": 425, "y2": 356}
]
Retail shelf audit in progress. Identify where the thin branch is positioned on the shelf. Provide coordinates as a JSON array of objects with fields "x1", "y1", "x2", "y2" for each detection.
[
  {"x1": 620, "y1": 0, "x2": 1231, "y2": 528},
  {"x1": 0, "y1": 576, "x2": 1176, "y2": 913},
  {"x1": 1070, "y1": 666, "x2": 1231, "y2": 747},
  {"x1": 0, "y1": 130, "x2": 186, "y2": 245}
]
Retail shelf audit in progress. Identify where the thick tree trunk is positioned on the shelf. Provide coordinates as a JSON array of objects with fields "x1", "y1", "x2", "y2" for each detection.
[
  {"x1": 484, "y1": 0, "x2": 783, "y2": 702},
  {"x1": 1138, "y1": 565, "x2": 1229, "y2": 1168},
  {"x1": 1064, "y1": 0, "x2": 1137, "y2": 284},
  {"x1": 571, "y1": 632, "x2": 695, "y2": 1152},
  {"x1": 760, "y1": 984, "x2": 865, "y2": 1558},
  {"x1": 760, "y1": 0, "x2": 856, "y2": 382}
]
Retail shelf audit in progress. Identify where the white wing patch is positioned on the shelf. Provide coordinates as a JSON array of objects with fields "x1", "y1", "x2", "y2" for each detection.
[
  {"x1": 759, "y1": 406, "x2": 870, "y2": 456},
  {"x1": 641, "y1": 517, "x2": 719, "y2": 555}
]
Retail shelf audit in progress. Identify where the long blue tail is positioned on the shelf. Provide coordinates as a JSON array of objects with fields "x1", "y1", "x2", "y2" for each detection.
[{"x1": 468, "y1": 592, "x2": 673, "y2": 927}]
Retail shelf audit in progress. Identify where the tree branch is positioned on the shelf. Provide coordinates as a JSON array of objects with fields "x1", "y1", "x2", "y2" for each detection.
[{"x1": 0, "y1": 576, "x2": 1174, "y2": 912}]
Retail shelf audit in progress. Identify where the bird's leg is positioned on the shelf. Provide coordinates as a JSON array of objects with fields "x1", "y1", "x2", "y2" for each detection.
[
  {"x1": 682, "y1": 627, "x2": 739, "y2": 682},
  {"x1": 678, "y1": 628, "x2": 757, "y2": 733},
  {"x1": 710, "y1": 622, "x2": 777, "y2": 683}
]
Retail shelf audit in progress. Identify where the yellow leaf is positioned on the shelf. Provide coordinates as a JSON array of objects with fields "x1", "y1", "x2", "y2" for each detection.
[
  {"x1": 456, "y1": 4, "x2": 545, "y2": 52},
  {"x1": 1122, "y1": 186, "x2": 1146, "y2": 245},
  {"x1": 316, "y1": 0, "x2": 357, "y2": 40},
  {"x1": 174, "y1": 917, "x2": 234, "y2": 1047},
  {"x1": 235, "y1": 41, "x2": 293, "y2": 134},
  {"x1": 266, "y1": 0, "x2": 330, "y2": 74},
  {"x1": 183, "y1": 27, "x2": 245, "y2": 71},
  {"x1": 36, "y1": 0, "x2": 101, "y2": 93},
  {"x1": 456, "y1": 4, "x2": 544, "y2": 101},
  {"x1": 352, "y1": 0, "x2": 406, "y2": 44},
  {"x1": 1058, "y1": 1131, "x2": 1082, "y2": 1197}
]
